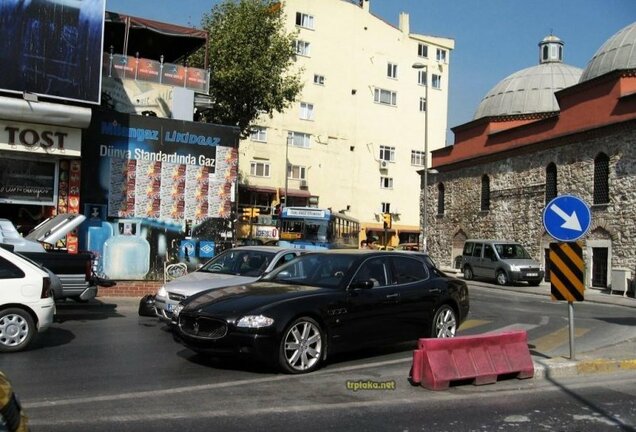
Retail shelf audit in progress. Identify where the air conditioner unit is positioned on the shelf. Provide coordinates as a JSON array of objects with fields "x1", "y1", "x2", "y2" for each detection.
[
  {"x1": 379, "y1": 160, "x2": 389, "y2": 169},
  {"x1": 300, "y1": 180, "x2": 308, "y2": 190}
]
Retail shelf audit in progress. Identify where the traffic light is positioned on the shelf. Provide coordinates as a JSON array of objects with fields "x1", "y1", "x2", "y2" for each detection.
[{"x1": 383, "y1": 213, "x2": 392, "y2": 229}]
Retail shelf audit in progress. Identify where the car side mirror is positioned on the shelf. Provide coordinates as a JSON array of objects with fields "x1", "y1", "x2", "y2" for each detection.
[
  {"x1": 351, "y1": 280, "x2": 374, "y2": 289},
  {"x1": 276, "y1": 271, "x2": 292, "y2": 280}
]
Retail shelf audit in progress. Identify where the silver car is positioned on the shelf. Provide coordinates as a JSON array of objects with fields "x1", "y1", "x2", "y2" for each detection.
[{"x1": 154, "y1": 246, "x2": 302, "y2": 322}]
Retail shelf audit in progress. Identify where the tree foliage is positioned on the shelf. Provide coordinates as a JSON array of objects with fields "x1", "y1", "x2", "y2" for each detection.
[{"x1": 190, "y1": 0, "x2": 303, "y2": 138}]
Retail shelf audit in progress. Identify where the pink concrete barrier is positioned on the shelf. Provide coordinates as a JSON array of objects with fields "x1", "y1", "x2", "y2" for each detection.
[{"x1": 410, "y1": 330, "x2": 534, "y2": 390}]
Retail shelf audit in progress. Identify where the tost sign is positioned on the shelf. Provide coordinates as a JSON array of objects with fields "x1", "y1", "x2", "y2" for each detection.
[{"x1": 0, "y1": 121, "x2": 82, "y2": 157}]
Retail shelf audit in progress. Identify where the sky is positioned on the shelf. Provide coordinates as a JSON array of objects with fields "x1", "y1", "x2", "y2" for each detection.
[{"x1": 105, "y1": 0, "x2": 636, "y2": 144}]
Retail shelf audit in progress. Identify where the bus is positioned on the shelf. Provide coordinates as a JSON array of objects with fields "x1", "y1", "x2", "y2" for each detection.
[{"x1": 278, "y1": 207, "x2": 360, "y2": 250}]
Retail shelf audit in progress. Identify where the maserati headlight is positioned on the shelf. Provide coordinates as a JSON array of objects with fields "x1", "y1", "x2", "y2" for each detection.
[
  {"x1": 539, "y1": 264, "x2": 545, "y2": 271},
  {"x1": 236, "y1": 315, "x2": 274, "y2": 328},
  {"x1": 172, "y1": 303, "x2": 184, "y2": 318},
  {"x1": 156, "y1": 286, "x2": 167, "y2": 298},
  {"x1": 509, "y1": 265, "x2": 521, "y2": 272}
]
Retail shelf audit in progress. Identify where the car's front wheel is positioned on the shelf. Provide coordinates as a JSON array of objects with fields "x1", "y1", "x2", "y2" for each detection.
[
  {"x1": 463, "y1": 266, "x2": 474, "y2": 280},
  {"x1": 431, "y1": 304, "x2": 458, "y2": 338},
  {"x1": 0, "y1": 308, "x2": 36, "y2": 353},
  {"x1": 496, "y1": 270, "x2": 509, "y2": 286},
  {"x1": 278, "y1": 317, "x2": 324, "y2": 374}
]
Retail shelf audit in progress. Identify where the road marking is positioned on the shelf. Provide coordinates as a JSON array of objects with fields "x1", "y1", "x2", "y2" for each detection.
[
  {"x1": 485, "y1": 323, "x2": 539, "y2": 333},
  {"x1": 532, "y1": 326, "x2": 590, "y2": 353},
  {"x1": 23, "y1": 357, "x2": 412, "y2": 409},
  {"x1": 459, "y1": 319, "x2": 490, "y2": 330},
  {"x1": 26, "y1": 374, "x2": 636, "y2": 427}
]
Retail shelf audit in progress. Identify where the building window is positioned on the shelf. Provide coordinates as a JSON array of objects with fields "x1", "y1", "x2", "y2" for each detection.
[
  {"x1": 437, "y1": 183, "x2": 445, "y2": 215},
  {"x1": 380, "y1": 176, "x2": 393, "y2": 189},
  {"x1": 295, "y1": 40, "x2": 311, "y2": 56},
  {"x1": 417, "y1": 70, "x2": 427, "y2": 86},
  {"x1": 288, "y1": 131, "x2": 311, "y2": 148},
  {"x1": 381, "y1": 202, "x2": 391, "y2": 213},
  {"x1": 436, "y1": 48, "x2": 447, "y2": 63},
  {"x1": 545, "y1": 163, "x2": 557, "y2": 204},
  {"x1": 313, "y1": 74, "x2": 325, "y2": 85},
  {"x1": 432, "y1": 74, "x2": 442, "y2": 89},
  {"x1": 481, "y1": 175, "x2": 490, "y2": 211},
  {"x1": 419, "y1": 97, "x2": 427, "y2": 112},
  {"x1": 418, "y1": 43, "x2": 428, "y2": 58},
  {"x1": 250, "y1": 161, "x2": 270, "y2": 177},
  {"x1": 411, "y1": 150, "x2": 425, "y2": 166},
  {"x1": 249, "y1": 126, "x2": 267, "y2": 142},
  {"x1": 295, "y1": 12, "x2": 314, "y2": 29},
  {"x1": 374, "y1": 88, "x2": 397, "y2": 106},
  {"x1": 288, "y1": 164, "x2": 306, "y2": 180},
  {"x1": 387, "y1": 62, "x2": 398, "y2": 79},
  {"x1": 299, "y1": 102, "x2": 314, "y2": 120},
  {"x1": 379, "y1": 145, "x2": 395, "y2": 162},
  {"x1": 593, "y1": 153, "x2": 609, "y2": 205}
]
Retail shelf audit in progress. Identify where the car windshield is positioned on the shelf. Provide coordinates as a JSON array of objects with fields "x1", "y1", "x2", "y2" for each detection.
[
  {"x1": 198, "y1": 249, "x2": 276, "y2": 277},
  {"x1": 495, "y1": 243, "x2": 531, "y2": 259},
  {"x1": 263, "y1": 253, "x2": 357, "y2": 288}
]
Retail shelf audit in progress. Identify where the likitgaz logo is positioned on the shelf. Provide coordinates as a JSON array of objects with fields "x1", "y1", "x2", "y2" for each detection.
[{"x1": 345, "y1": 380, "x2": 396, "y2": 391}]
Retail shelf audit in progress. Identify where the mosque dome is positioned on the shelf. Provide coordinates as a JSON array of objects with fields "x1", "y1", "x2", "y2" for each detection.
[
  {"x1": 474, "y1": 35, "x2": 583, "y2": 120},
  {"x1": 579, "y1": 21, "x2": 636, "y2": 82}
]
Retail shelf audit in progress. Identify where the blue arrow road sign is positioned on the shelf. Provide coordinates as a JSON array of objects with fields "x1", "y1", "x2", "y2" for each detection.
[{"x1": 543, "y1": 195, "x2": 592, "y2": 242}]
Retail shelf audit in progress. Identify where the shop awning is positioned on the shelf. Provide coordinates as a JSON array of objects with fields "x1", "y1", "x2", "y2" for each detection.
[
  {"x1": 279, "y1": 188, "x2": 311, "y2": 198},
  {"x1": 243, "y1": 185, "x2": 277, "y2": 194},
  {"x1": 104, "y1": 11, "x2": 208, "y2": 65},
  {"x1": 398, "y1": 229, "x2": 421, "y2": 234}
]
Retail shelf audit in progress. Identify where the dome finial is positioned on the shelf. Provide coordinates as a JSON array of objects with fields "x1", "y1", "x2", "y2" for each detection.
[{"x1": 539, "y1": 34, "x2": 564, "y2": 64}]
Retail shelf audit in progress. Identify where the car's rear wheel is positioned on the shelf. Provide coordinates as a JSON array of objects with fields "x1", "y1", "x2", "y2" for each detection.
[
  {"x1": 496, "y1": 270, "x2": 509, "y2": 285},
  {"x1": 431, "y1": 304, "x2": 457, "y2": 338},
  {"x1": 279, "y1": 317, "x2": 324, "y2": 374},
  {"x1": 0, "y1": 308, "x2": 36, "y2": 353},
  {"x1": 463, "y1": 266, "x2": 473, "y2": 280}
]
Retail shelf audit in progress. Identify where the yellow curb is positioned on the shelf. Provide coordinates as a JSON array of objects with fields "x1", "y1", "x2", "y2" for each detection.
[{"x1": 576, "y1": 359, "x2": 636, "y2": 374}]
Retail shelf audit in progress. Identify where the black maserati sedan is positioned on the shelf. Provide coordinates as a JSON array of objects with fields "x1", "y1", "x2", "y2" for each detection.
[{"x1": 173, "y1": 250, "x2": 469, "y2": 374}]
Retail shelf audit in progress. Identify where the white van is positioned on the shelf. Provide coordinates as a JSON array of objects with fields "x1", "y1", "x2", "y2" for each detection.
[{"x1": 461, "y1": 239, "x2": 544, "y2": 286}]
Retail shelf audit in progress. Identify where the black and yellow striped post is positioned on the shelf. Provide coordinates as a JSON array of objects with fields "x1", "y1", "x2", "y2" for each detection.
[
  {"x1": 0, "y1": 371, "x2": 29, "y2": 432},
  {"x1": 549, "y1": 242, "x2": 585, "y2": 302},
  {"x1": 549, "y1": 241, "x2": 585, "y2": 360}
]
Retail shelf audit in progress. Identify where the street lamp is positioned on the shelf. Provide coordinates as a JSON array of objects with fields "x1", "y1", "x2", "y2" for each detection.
[
  {"x1": 412, "y1": 62, "x2": 432, "y2": 251},
  {"x1": 284, "y1": 133, "x2": 291, "y2": 208}
]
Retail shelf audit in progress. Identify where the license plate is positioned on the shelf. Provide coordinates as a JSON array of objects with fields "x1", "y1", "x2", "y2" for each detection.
[{"x1": 526, "y1": 273, "x2": 538, "y2": 277}]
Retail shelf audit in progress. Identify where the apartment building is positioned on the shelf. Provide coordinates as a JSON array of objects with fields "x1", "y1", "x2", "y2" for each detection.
[{"x1": 238, "y1": 0, "x2": 453, "y2": 246}]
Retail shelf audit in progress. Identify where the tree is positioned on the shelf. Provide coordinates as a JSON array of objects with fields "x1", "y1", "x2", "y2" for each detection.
[{"x1": 191, "y1": 0, "x2": 303, "y2": 138}]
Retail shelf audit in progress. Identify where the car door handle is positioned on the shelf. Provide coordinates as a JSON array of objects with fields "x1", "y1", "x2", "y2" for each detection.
[{"x1": 385, "y1": 293, "x2": 400, "y2": 299}]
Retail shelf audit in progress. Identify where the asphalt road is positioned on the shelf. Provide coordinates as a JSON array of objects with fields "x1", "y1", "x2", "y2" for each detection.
[{"x1": 1, "y1": 285, "x2": 634, "y2": 431}]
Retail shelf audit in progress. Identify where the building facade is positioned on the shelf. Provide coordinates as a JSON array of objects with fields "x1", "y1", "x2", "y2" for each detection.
[
  {"x1": 424, "y1": 23, "x2": 636, "y2": 291},
  {"x1": 238, "y1": 0, "x2": 453, "y2": 246}
]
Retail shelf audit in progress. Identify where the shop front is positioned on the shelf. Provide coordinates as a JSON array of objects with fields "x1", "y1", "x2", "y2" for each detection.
[{"x1": 0, "y1": 113, "x2": 86, "y2": 251}]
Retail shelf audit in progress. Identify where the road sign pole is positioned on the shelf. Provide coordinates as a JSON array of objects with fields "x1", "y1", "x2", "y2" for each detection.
[{"x1": 568, "y1": 301, "x2": 575, "y2": 360}]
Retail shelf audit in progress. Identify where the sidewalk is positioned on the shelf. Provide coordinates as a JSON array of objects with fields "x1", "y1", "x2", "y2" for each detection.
[{"x1": 444, "y1": 270, "x2": 636, "y2": 379}]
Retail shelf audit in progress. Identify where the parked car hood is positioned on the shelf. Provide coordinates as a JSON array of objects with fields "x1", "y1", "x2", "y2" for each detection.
[
  {"x1": 165, "y1": 271, "x2": 259, "y2": 296},
  {"x1": 25, "y1": 213, "x2": 86, "y2": 245},
  {"x1": 183, "y1": 282, "x2": 327, "y2": 316},
  {"x1": 505, "y1": 259, "x2": 541, "y2": 268}
]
